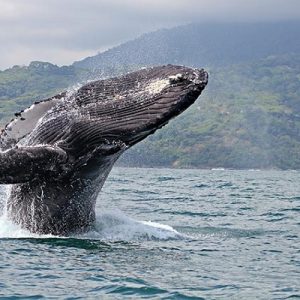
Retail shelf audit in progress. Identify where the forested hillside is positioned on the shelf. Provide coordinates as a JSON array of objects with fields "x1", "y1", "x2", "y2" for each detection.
[
  {"x1": 0, "y1": 22, "x2": 299, "y2": 169},
  {"x1": 0, "y1": 62, "x2": 84, "y2": 123},
  {"x1": 120, "y1": 54, "x2": 300, "y2": 169}
]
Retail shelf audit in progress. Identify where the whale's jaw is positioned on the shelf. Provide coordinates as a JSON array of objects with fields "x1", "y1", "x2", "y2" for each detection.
[
  {"x1": 72, "y1": 65, "x2": 208, "y2": 149},
  {"x1": 120, "y1": 66, "x2": 208, "y2": 147}
]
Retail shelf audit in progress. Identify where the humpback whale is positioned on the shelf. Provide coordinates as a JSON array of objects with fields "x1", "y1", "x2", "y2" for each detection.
[{"x1": 0, "y1": 65, "x2": 208, "y2": 235}]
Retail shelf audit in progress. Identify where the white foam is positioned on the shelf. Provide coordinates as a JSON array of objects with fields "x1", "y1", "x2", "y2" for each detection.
[
  {"x1": 77, "y1": 210, "x2": 184, "y2": 241},
  {"x1": 0, "y1": 214, "x2": 56, "y2": 239}
]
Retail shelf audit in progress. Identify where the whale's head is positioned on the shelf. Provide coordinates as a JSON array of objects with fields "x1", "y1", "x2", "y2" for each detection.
[{"x1": 74, "y1": 65, "x2": 208, "y2": 154}]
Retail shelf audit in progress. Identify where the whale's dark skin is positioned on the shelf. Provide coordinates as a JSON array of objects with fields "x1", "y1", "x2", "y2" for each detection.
[{"x1": 0, "y1": 65, "x2": 208, "y2": 235}]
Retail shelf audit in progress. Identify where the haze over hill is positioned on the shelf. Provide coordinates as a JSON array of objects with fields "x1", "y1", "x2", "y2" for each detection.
[
  {"x1": 0, "y1": 21, "x2": 300, "y2": 169},
  {"x1": 73, "y1": 22, "x2": 300, "y2": 69}
]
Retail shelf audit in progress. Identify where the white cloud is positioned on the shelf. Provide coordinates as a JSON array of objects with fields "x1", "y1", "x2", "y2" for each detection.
[{"x1": 0, "y1": 0, "x2": 299, "y2": 69}]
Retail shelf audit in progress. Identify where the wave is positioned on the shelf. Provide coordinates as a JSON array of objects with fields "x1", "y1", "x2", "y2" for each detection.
[{"x1": 0, "y1": 209, "x2": 184, "y2": 241}]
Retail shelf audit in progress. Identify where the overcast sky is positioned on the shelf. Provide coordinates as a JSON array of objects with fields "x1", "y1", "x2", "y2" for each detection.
[{"x1": 0, "y1": 0, "x2": 299, "y2": 70}]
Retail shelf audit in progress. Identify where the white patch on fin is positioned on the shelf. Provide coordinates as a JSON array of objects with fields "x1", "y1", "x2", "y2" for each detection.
[{"x1": 1, "y1": 94, "x2": 64, "y2": 149}]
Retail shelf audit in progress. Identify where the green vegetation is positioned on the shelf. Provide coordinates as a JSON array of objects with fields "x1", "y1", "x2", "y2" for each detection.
[
  {"x1": 120, "y1": 54, "x2": 300, "y2": 169},
  {"x1": 0, "y1": 54, "x2": 300, "y2": 169},
  {"x1": 0, "y1": 62, "x2": 86, "y2": 124}
]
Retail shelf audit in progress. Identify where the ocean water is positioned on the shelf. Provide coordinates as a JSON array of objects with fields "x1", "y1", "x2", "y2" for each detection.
[{"x1": 0, "y1": 168, "x2": 299, "y2": 299}]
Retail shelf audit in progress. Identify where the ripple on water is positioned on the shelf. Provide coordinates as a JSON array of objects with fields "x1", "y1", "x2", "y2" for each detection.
[
  {"x1": 0, "y1": 168, "x2": 299, "y2": 299},
  {"x1": 157, "y1": 176, "x2": 176, "y2": 182}
]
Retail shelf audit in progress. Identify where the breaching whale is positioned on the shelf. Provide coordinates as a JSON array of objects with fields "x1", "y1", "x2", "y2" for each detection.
[{"x1": 0, "y1": 65, "x2": 208, "y2": 235}]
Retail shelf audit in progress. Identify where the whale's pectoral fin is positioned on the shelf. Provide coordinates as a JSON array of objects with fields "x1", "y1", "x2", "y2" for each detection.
[
  {"x1": 0, "y1": 146, "x2": 69, "y2": 184},
  {"x1": 0, "y1": 92, "x2": 65, "y2": 151}
]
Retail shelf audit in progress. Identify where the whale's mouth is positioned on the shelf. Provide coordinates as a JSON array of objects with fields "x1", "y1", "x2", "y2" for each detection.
[{"x1": 74, "y1": 65, "x2": 208, "y2": 149}]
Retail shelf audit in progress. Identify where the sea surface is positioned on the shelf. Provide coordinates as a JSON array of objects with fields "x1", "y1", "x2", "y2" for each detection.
[{"x1": 0, "y1": 168, "x2": 299, "y2": 299}]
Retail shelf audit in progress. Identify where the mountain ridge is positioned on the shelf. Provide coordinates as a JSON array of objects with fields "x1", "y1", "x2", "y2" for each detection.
[
  {"x1": 73, "y1": 21, "x2": 300, "y2": 70},
  {"x1": 0, "y1": 21, "x2": 300, "y2": 169}
]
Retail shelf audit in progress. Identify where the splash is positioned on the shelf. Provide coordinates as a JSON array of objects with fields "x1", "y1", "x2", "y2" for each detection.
[
  {"x1": 77, "y1": 210, "x2": 184, "y2": 241},
  {"x1": 0, "y1": 208, "x2": 184, "y2": 241},
  {"x1": 0, "y1": 185, "x2": 185, "y2": 241},
  {"x1": 0, "y1": 215, "x2": 44, "y2": 239},
  {"x1": 0, "y1": 184, "x2": 183, "y2": 241}
]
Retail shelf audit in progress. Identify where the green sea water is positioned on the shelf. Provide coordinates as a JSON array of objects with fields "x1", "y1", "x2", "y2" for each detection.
[{"x1": 0, "y1": 168, "x2": 299, "y2": 299}]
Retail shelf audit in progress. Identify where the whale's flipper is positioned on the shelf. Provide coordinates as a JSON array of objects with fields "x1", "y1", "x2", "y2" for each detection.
[
  {"x1": 0, "y1": 146, "x2": 68, "y2": 184},
  {"x1": 0, "y1": 92, "x2": 65, "y2": 150}
]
